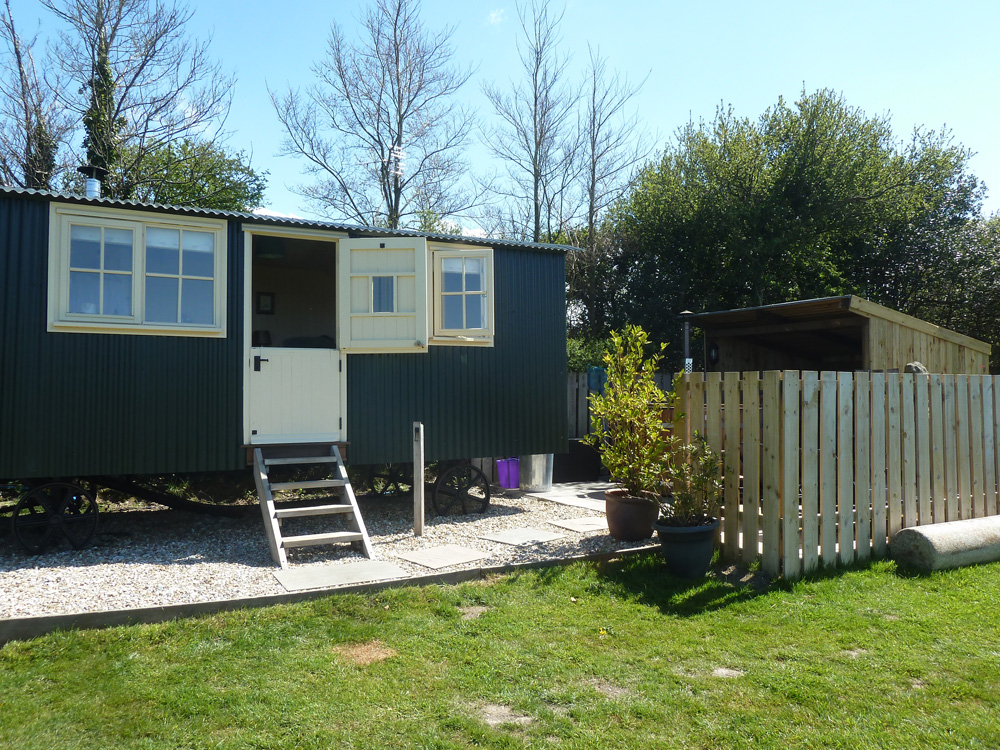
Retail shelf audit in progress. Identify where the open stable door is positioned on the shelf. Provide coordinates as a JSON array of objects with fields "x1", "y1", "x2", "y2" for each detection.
[
  {"x1": 247, "y1": 347, "x2": 344, "y2": 444},
  {"x1": 338, "y1": 237, "x2": 429, "y2": 352},
  {"x1": 245, "y1": 231, "x2": 346, "y2": 444}
]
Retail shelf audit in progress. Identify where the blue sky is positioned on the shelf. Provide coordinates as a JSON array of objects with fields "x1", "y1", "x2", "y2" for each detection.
[{"x1": 13, "y1": 0, "x2": 1000, "y2": 220}]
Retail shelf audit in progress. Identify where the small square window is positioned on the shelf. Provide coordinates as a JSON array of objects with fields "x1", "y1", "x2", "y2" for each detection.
[
  {"x1": 372, "y1": 275, "x2": 395, "y2": 313},
  {"x1": 431, "y1": 248, "x2": 493, "y2": 345}
]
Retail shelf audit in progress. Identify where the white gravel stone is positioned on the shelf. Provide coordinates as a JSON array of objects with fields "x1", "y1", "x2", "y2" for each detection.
[{"x1": 0, "y1": 488, "x2": 644, "y2": 619}]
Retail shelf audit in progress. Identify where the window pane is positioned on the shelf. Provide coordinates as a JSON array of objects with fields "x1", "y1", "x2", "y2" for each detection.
[
  {"x1": 182, "y1": 231, "x2": 214, "y2": 277},
  {"x1": 145, "y1": 276, "x2": 178, "y2": 323},
  {"x1": 69, "y1": 225, "x2": 101, "y2": 269},
  {"x1": 103, "y1": 273, "x2": 132, "y2": 316},
  {"x1": 104, "y1": 228, "x2": 133, "y2": 271},
  {"x1": 465, "y1": 293, "x2": 484, "y2": 329},
  {"x1": 442, "y1": 295, "x2": 463, "y2": 329},
  {"x1": 465, "y1": 257, "x2": 483, "y2": 291},
  {"x1": 181, "y1": 279, "x2": 214, "y2": 324},
  {"x1": 442, "y1": 257, "x2": 463, "y2": 292},
  {"x1": 146, "y1": 227, "x2": 180, "y2": 275},
  {"x1": 69, "y1": 271, "x2": 100, "y2": 313},
  {"x1": 372, "y1": 276, "x2": 394, "y2": 313}
]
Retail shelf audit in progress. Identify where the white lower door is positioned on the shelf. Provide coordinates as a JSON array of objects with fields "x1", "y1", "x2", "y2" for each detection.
[{"x1": 248, "y1": 347, "x2": 344, "y2": 444}]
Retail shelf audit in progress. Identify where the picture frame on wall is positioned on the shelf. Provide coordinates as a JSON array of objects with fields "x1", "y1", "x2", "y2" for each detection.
[{"x1": 256, "y1": 292, "x2": 275, "y2": 315}]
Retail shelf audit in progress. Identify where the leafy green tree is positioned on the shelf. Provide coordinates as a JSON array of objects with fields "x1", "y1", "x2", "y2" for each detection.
[
  {"x1": 580, "y1": 88, "x2": 995, "y2": 370},
  {"x1": 132, "y1": 139, "x2": 267, "y2": 212}
]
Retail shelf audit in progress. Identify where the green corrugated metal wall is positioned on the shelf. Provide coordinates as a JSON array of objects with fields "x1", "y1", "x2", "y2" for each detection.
[
  {"x1": 0, "y1": 195, "x2": 245, "y2": 479},
  {"x1": 0, "y1": 191, "x2": 566, "y2": 478},
  {"x1": 346, "y1": 248, "x2": 568, "y2": 464}
]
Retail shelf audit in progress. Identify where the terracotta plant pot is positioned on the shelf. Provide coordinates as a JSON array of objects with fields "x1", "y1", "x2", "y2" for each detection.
[
  {"x1": 652, "y1": 518, "x2": 721, "y2": 578},
  {"x1": 604, "y1": 489, "x2": 658, "y2": 541}
]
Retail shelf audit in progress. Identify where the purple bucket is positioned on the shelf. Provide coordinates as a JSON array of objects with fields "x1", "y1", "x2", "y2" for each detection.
[{"x1": 497, "y1": 457, "x2": 520, "y2": 489}]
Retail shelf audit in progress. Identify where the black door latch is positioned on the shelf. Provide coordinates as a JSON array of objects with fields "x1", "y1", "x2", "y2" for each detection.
[{"x1": 254, "y1": 355, "x2": 269, "y2": 371}]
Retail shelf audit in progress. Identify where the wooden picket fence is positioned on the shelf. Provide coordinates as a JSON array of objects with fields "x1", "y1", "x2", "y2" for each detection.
[
  {"x1": 567, "y1": 371, "x2": 674, "y2": 439},
  {"x1": 675, "y1": 371, "x2": 1000, "y2": 580}
]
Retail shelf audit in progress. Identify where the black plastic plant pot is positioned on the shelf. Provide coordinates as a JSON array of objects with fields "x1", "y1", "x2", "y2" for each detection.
[{"x1": 652, "y1": 518, "x2": 721, "y2": 579}]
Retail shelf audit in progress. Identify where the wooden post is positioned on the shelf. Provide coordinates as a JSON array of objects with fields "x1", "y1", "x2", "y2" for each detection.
[
  {"x1": 819, "y1": 371, "x2": 838, "y2": 567},
  {"x1": 838, "y1": 372, "x2": 855, "y2": 564},
  {"x1": 761, "y1": 372, "x2": 781, "y2": 578},
  {"x1": 742, "y1": 372, "x2": 761, "y2": 566},
  {"x1": 871, "y1": 373, "x2": 888, "y2": 556},
  {"x1": 413, "y1": 421, "x2": 425, "y2": 536},
  {"x1": 801, "y1": 371, "x2": 820, "y2": 574},
  {"x1": 782, "y1": 370, "x2": 801, "y2": 579}
]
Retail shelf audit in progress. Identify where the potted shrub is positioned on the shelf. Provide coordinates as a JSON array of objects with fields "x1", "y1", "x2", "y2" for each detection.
[
  {"x1": 654, "y1": 435, "x2": 724, "y2": 578},
  {"x1": 584, "y1": 325, "x2": 668, "y2": 541}
]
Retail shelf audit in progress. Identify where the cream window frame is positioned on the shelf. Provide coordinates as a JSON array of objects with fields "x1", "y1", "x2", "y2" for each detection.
[
  {"x1": 47, "y1": 204, "x2": 228, "y2": 337},
  {"x1": 430, "y1": 246, "x2": 494, "y2": 346}
]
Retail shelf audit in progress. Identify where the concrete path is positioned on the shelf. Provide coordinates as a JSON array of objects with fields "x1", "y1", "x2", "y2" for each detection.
[
  {"x1": 525, "y1": 481, "x2": 612, "y2": 512},
  {"x1": 274, "y1": 560, "x2": 408, "y2": 592},
  {"x1": 397, "y1": 544, "x2": 490, "y2": 570}
]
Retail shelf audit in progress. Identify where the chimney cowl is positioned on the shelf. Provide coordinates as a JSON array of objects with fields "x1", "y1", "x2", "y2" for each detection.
[{"x1": 76, "y1": 165, "x2": 108, "y2": 199}]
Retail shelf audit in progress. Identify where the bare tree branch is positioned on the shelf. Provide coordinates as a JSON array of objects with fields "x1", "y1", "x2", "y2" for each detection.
[
  {"x1": 269, "y1": 0, "x2": 477, "y2": 229},
  {"x1": 40, "y1": 0, "x2": 232, "y2": 198},
  {"x1": 481, "y1": 0, "x2": 579, "y2": 242},
  {"x1": 0, "y1": 0, "x2": 72, "y2": 188}
]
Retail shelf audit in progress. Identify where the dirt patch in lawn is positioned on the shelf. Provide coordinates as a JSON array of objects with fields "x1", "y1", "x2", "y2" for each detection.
[
  {"x1": 459, "y1": 605, "x2": 489, "y2": 620},
  {"x1": 475, "y1": 704, "x2": 533, "y2": 727},
  {"x1": 589, "y1": 679, "x2": 631, "y2": 698},
  {"x1": 332, "y1": 639, "x2": 397, "y2": 666},
  {"x1": 712, "y1": 667, "x2": 745, "y2": 678}
]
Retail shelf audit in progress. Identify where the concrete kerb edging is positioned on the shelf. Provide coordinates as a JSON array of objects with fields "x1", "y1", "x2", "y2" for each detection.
[{"x1": 0, "y1": 543, "x2": 660, "y2": 645}]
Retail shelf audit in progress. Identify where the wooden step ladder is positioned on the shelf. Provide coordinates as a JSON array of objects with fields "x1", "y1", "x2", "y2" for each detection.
[{"x1": 252, "y1": 444, "x2": 373, "y2": 568}]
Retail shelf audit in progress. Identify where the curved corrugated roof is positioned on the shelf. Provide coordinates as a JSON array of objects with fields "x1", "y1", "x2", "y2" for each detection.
[{"x1": 0, "y1": 185, "x2": 575, "y2": 253}]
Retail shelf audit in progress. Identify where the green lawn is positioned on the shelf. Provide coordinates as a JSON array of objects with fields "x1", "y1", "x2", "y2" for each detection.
[{"x1": 2, "y1": 555, "x2": 999, "y2": 749}]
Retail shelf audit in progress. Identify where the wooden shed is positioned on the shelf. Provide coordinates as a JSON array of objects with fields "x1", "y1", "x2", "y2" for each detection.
[{"x1": 691, "y1": 295, "x2": 991, "y2": 374}]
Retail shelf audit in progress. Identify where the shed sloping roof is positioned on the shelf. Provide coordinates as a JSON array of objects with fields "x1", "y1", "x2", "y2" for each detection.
[
  {"x1": 0, "y1": 185, "x2": 574, "y2": 254},
  {"x1": 691, "y1": 295, "x2": 990, "y2": 356}
]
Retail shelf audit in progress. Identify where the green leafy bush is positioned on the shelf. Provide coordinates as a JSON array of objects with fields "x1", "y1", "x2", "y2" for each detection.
[{"x1": 584, "y1": 326, "x2": 668, "y2": 499}]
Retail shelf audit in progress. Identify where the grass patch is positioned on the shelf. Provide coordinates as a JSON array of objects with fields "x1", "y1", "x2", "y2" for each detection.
[{"x1": 2, "y1": 555, "x2": 1000, "y2": 748}]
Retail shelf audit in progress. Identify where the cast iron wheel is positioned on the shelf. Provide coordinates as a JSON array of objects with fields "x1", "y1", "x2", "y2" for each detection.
[
  {"x1": 370, "y1": 463, "x2": 413, "y2": 497},
  {"x1": 432, "y1": 464, "x2": 491, "y2": 516},
  {"x1": 11, "y1": 482, "x2": 99, "y2": 554}
]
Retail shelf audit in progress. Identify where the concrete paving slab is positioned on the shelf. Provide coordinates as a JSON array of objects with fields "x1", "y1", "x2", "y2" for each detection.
[
  {"x1": 525, "y1": 481, "x2": 611, "y2": 512},
  {"x1": 396, "y1": 544, "x2": 490, "y2": 570},
  {"x1": 480, "y1": 528, "x2": 566, "y2": 546},
  {"x1": 547, "y1": 517, "x2": 609, "y2": 533},
  {"x1": 274, "y1": 560, "x2": 408, "y2": 592}
]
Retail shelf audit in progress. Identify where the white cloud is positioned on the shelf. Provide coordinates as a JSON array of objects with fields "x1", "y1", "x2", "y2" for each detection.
[{"x1": 488, "y1": 9, "x2": 505, "y2": 25}]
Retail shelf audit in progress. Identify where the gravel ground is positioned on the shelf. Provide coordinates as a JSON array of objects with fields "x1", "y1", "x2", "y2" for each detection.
[{"x1": 0, "y1": 487, "x2": 641, "y2": 619}]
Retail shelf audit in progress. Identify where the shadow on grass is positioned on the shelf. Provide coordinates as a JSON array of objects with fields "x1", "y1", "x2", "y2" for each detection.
[{"x1": 516, "y1": 550, "x2": 779, "y2": 618}]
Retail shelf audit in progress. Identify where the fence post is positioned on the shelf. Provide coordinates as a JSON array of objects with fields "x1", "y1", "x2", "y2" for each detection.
[
  {"x1": 761, "y1": 371, "x2": 781, "y2": 578},
  {"x1": 901, "y1": 375, "x2": 917, "y2": 529},
  {"x1": 801, "y1": 372, "x2": 820, "y2": 574},
  {"x1": 838, "y1": 372, "x2": 855, "y2": 565},
  {"x1": 985, "y1": 376, "x2": 998, "y2": 517},
  {"x1": 855, "y1": 372, "x2": 872, "y2": 562},
  {"x1": 723, "y1": 372, "x2": 741, "y2": 562},
  {"x1": 871, "y1": 373, "x2": 888, "y2": 557},
  {"x1": 413, "y1": 422, "x2": 425, "y2": 536},
  {"x1": 782, "y1": 370, "x2": 801, "y2": 579},
  {"x1": 741, "y1": 372, "x2": 761, "y2": 566},
  {"x1": 819, "y1": 371, "x2": 838, "y2": 567},
  {"x1": 969, "y1": 375, "x2": 985, "y2": 517},
  {"x1": 957, "y1": 376, "x2": 972, "y2": 519},
  {"x1": 915, "y1": 375, "x2": 932, "y2": 525}
]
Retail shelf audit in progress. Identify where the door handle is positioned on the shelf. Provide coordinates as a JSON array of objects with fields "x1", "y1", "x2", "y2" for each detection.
[{"x1": 254, "y1": 355, "x2": 269, "y2": 371}]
